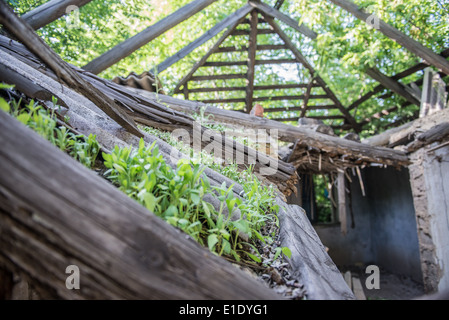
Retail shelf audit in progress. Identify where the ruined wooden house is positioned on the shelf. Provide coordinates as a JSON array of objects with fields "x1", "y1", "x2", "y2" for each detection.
[{"x1": 0, "y1": 0, "x2": 448, "y2": 300}]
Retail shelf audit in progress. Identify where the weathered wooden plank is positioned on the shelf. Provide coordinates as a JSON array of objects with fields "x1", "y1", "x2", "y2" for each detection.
[
  {"x1": 202, "y1": 58, "x2": 297, "y2": 67},
  {"x1": 337, "y1": 172, "x2": 347, "y2": 235},
  {"x1": 21, "y1": 0, "x2": 93, "y2": 30},
  {"x1": 82, "y1": 0, "x2": 218, "y2": 74},
  {"x1": 231, "y1": 28, "x2": 276, "y2": 36},
  {"x1": 134, "y1": 91, "x2": 410, "y2": 167},
  {"x1": 328, "y1": 0, "x2": 449, "y2": 75},
  {"x1": 199, "y1": 94, "x2": 330, "y2": 104},
  {"x1": 273, "y1": 115, "x2": 345, "y2": 122},
  {"x1": 264, "y1": 105, "x2": 337, "y2": 112},
  {"x1": 276, "y1": 199, "x2": 355, "y2": 300},
  {"x1": 0, "y1": 2, "x2": 143, "y2": 138},
  {"x1": 215, "y1": 44, "x2": 287, "y2": 52},
  {"x1": 245, "y1": 10, "x2": 258, "y2": 113},
  {"x1": 406, "y1": 122, "x2": 449, "y2": 153},
  {"x1": 249, "y1": 0, "x2": 317, "y2": 40},
  {"x1": 154, "y1": 4, "x2": 253, "y2": 74},
  {"x1": 0, "y1": 110, "x2": 281, "y2": 300},
  {"x1": 351, "y1": 277, "x2": 366, "y2": 300},
  {"x1": 190, "y1": 73, "x2": 247, "y2": 81},
  {"x1": 187, "y1": 83, "x2": 315, "y2": 93},
  {"x1": 365, "y1": 67, "x2": 420, "y2": 106},
  {"x1": 419, "y1": 68, "x2": 447, "y2": 118}
]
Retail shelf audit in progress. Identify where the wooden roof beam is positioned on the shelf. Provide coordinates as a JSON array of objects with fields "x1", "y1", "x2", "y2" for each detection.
[
  {"x1": 249, "y1": 0, "x2": 317, "y2": 40},
  {"x1": 365, "y1": 67, "x2": 421, "y2": 107},
  {"x1": 21, "y1": 0, "x2": 93, "y2": 30},
  {"x1": 261, "y1": 13, "x2": 361, "y2": 132},
  {"x1": 328, "y1": 0, "x2": 449, "y2": 75},
  {"x1": 173, "y1": 8, "x2": 253, "y2": 94},
  {"x1": 154, "y1": 4, "x2": 253, "y2": 74},
  {"x1": 245, "y1": 10, "x2": 258, "y2": 113},
  {"x1": 82, "y1": 0, "x2": 218, "y2": 74}
]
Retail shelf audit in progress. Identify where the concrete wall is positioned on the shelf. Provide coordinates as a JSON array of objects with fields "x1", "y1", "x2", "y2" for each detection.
[
  {"x1": 315, "y1": 166, "x2": 422, "y2": 282},
  {"x1": 409, "y1": 143, "x2": 449, "y2": 292}
]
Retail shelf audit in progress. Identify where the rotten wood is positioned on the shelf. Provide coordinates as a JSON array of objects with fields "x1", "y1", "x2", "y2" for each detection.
[
  {"x1": 0, "y1": 110, "x2": 281, "y2": 300},
  {"x1": 0, "y1": 2, "x2": 143, "y2": 138},
  {"x1": 129, "y1": 91, "x2": 410, "y2": 168}
]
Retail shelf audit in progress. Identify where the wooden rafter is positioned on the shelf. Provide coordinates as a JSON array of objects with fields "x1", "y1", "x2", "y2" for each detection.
[
  {"x1": 154, "y1": 4, "x2": 253, "y2": 74},
  {"x1": 21, "y1": 0, "x2": 93, "y2": 30},
  {"x1": 245, "y1": 10, "x2": 258, "y2": 113},
  {"x1": 83, "y1": 0, "x2": 218, "y2": 74},
  {"x1": 173, "y1": 9, "x2": 251, "y2": 94},
  {"x1": 348, "y1": 48, "x2": 449, "y2": 111},
  {"x1": 261, "y1": 13, "x2": 360, "y2": 131},
  {"x1": 216, "y1": 44, "x2": 287, "y2": 52},
  {"x1": 328, "y1": 0, "x2": 449, "y2": 75},
  {"x1": 249, "y1": 0, "x2": 317, "y2": 40},
  {"x1": 365, "y1": 67, "x2": 421, "y2": 107},
  {"x1": 300, "y1": 78, "x2": 316, "y2": 117}
]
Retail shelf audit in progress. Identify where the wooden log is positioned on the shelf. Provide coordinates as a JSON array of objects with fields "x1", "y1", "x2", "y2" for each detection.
[
  {"x1": 406, "y1": 122, "x2": 449, "y2": 153},
  {"x1": 245, "y1": 10, "x2": 258, "y2": 113},
  {"x1": 363, "y1": 108, "x2": 449, "y2": 148},
  {"x1": 154, "y1": 4, "x2": 253, "y2": 74},
  {"x1": 21, "y1": 0, "x2": 93, "y2": 30},
  {"x1": 202, "y1": 58, "x2": 297, "y2": 67},
  {"x1": 82, "y1": 0, "x2": 218, "y2": 74},
  {"x1": 328, "y1": 0, "x2": 449, "y2": 75},
  {"x1": 0, "y1": 2, "x2": 143, "y2": 138},
  {"x1": 248, "y1": 0, "x2": 317, "y2": 40},
  {"x1": 131, "y1": 91, "x2": 410, "y2": 167},
  {"x1": 276, "y1": 198, "x2": 355, "y2": 300},
  {"x1": 0, "y1": 111, "x2": 281, "y2": 300},
  {"x1": 365, "y1": 67, "x2": 420, "y2": 106}
]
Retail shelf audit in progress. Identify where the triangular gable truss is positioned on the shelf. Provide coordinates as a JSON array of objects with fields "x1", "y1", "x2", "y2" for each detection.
[{"x1": 169, "y1": 3, "x2": 360, "y2": 132}]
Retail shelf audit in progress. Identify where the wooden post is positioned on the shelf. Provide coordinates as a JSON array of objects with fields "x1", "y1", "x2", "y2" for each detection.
[
  {"x1": 21, "y1": 0, "x2": 93, "y2": 30},
  {"x1": 420, "y1": 68, "x2": 447, "y2": 118},
  {"x1": 245, "y1": 10, "x2": 258, "y2": 113},
  {"x1": 328, "y1": 0, "x2": 449, "y2": 76},
  {"x1": 337, "y1": 171, "x2": 347, "y2": 235},
  {"x1": 82, "y1": 0, "x2": 217, "y2": 74}
]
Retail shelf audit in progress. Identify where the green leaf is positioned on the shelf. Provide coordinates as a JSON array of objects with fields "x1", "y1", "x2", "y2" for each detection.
[
  {"x1": 16, "y1": 113, "x2": 30, "y2": 125},
  {"x1": 246, "y1": 252, "x2": 261, "y2": 263},
  {"x1": 142, "y1": 192, "x2": 156, "y2": 212},
  {"x1": 0, "y1": 98, "x2": 10, "y2": 113},
  {"x1": 190, "y1": 192, "x2": 200, "y2": 205},
  {"x1": 207, "y1": 234, "x2": 218, "y2": 252},
  {"x1": 282, "y1": 246, "x2": 292, "y2": 259}
]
